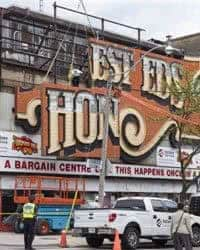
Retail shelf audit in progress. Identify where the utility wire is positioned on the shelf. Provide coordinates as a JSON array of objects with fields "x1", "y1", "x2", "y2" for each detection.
[
  {"x1": 67, "y1": 2, "x2": 81, "y2": 83},
  {"x1": 42, "y1": 0, "x2": 99, "y2": 83},
  {"x1": 71, "y1": 2, "x2": 81, "y2": 66},
  {"x1": 79, "y1": 0, "x2": 98, "y2": 39},
  {"x1": 41, "y1": 4, "x2": 81, "y2": 83},
  {"x1": 42, "y1": 39, "x2": 65, "y2": 83},
  {"x1": 66, "y1": 0, "x2": 99, "y2": 158}
]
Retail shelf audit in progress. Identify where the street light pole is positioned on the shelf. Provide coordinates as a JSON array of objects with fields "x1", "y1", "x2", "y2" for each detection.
[
  {"x1": 98, "y1": 37, "x2": 183, "y2": 208},
  {"x1": 98, "y1": 70, "x2": 113, "y2": 207}
]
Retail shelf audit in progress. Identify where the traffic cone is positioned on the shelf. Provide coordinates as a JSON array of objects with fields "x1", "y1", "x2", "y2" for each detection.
[
  {"x1": 59, "y1": 229, "x2": 67, "y2": 248},
  {"x1": 113, "y1": 229, "x2": 121, "y2": 250}
]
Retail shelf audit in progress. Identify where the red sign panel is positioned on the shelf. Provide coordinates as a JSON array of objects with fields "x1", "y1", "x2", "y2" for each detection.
[{"x1": 14, "y1": 39, "x2": 200, "y2": 163}]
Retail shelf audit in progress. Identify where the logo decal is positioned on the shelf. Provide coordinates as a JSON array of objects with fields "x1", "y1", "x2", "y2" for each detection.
[
  {"x1": 12, "y1": 135, "x2": 38, "y2": 155},
  {"x1": 156, "y1": 219, "x2": 162, "y2": 227}
]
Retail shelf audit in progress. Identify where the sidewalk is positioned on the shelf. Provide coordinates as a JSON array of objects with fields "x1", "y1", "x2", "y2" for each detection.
[
  {"x1": 0, "y1": 232, "x2": 176, "y2": 250},
  {"x1": 0, "y1": 232, "x2": 88, "y2": 250}
]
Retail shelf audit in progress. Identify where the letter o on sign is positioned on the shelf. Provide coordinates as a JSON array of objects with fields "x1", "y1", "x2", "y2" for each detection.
[{"x1": 120, "y1": 108, "x2": 146, "y2": 157}]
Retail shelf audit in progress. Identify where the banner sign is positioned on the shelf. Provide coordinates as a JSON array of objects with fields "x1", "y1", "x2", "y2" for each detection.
[
  {"x1": 157, "y1": 146, "x2": 200, "y2": 168},
  {"x1": 0, "y1": 131, "x2": 41, "y2": 157},
  {"x1": 1, "y1": 156, "x2": 199, "y2": 180}
]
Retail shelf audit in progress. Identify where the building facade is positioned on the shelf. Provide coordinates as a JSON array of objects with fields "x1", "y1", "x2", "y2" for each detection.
[{"x1": 0, "y1": 5, "x2": 200, "y2": 214}]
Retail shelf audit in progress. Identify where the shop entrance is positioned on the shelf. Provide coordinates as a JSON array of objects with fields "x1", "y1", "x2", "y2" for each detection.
[
  {"x1": 2, "y1": 190, "x2": 17, "y2": 213},
  {"x1": 0, "y1": 179, "x2": 15, "y2": 231}
]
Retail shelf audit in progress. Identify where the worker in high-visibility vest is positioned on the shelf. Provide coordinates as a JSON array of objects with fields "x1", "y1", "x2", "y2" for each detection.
[{"x1": 23, "y1": 194, "x2": 37, "y2": 250}]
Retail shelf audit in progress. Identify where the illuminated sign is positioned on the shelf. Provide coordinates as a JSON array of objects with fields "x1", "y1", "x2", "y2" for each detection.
[{"x1": 14, "y1": 39, "x2": 200, "y2": 163}]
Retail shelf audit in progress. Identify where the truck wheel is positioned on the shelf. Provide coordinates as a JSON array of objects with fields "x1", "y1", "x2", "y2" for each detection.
[
  {"x1": 36, "y1": 220, "x2": 50, "y2": 235},
  {"x1": 152, "y1": 239, "x2": 167, "y2": 247},
  {"x1": 14, "y1": 218, "x2": 24, "y2": 233},
  {"x1": 192, "y1": 225, "x2": 200, "y2": 247},
  {"x1": 122, "y1": 227, "x2": 139, "y2": 249},
  {"x1": 86, "y1": 235, "x2": 104, "y2": 248}
]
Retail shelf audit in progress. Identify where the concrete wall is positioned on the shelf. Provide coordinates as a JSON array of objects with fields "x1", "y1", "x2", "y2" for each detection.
[{"x1": 0, "y1": 175, "x2": 196, "y2": 194}]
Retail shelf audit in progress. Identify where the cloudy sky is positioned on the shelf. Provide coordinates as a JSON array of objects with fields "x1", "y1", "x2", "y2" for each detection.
[{"x1": 1, "y1": 0, "x2": 200, "y2": 41}]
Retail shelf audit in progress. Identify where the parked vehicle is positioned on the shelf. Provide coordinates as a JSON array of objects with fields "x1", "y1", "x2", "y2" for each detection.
[
  {"x1": 73, "y1": 196, "x2": 200, "y2": 249},
  {"x1": 189, "y1": 193, "x2": 200, "y2": 247}
]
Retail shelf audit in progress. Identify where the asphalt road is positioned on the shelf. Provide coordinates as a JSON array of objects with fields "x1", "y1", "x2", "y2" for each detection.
[{"x1": 0, "y1": 232, "x2": 179, "y2": 250}]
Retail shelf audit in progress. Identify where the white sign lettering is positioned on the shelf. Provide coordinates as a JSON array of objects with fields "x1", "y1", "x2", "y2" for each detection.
[{"x1": 142, "y1": 57, "x2": 183, "y2": 108}]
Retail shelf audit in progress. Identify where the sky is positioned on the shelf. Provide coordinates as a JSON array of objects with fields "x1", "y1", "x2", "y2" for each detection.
[{"x1": 0, "y1": 0, "x2": 200, "y2": 42}]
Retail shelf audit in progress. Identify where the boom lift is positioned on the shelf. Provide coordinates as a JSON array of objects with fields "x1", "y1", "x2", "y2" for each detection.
[{"x1": 13, "y1": 175, "x2": 85, "y2": 235}]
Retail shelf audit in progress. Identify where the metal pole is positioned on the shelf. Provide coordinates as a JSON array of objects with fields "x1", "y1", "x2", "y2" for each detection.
[
  {"x1": 137, "y1": 29, "x2": 141, "y2": 47},
  {"x1": 53, "y1": 2, "x2": 57, "y2": 84},
  {"x1": 39, "y1": 0, "x2": 44, "y2": 12},
  {"x1": 98, "y1": 71, "x2": 113, "y2": 207},
  {"x1": 55, "y1": 5, "x2": 145, "y2": 33},
  {"x1": 101, "y1": 18, "x2": 104, "y2": 39}
]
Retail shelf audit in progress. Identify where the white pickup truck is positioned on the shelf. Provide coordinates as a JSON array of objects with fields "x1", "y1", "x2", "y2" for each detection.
[{"x1": 73, "y1": 196, "x2": 200, "y2": 249}]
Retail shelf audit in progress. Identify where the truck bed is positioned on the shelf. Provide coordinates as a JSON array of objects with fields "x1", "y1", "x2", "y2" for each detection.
[{"x1": 74, "y1": 208, "x2": 112, "y2": 228}]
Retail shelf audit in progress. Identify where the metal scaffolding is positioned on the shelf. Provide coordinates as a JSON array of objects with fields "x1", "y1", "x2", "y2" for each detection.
[{"x1": 0, "y1": 4, "x2": 146, "y2": 87}]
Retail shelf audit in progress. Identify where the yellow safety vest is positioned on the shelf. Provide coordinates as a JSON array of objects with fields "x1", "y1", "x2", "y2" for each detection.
[{"x1": 23, "y1": 203, "x2": 36, "y2": 219}]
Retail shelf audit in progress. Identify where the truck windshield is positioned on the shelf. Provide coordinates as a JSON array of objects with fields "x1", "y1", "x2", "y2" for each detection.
[{"x1": 114, "y1": 199, "x2": 146, "y2": 211}]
